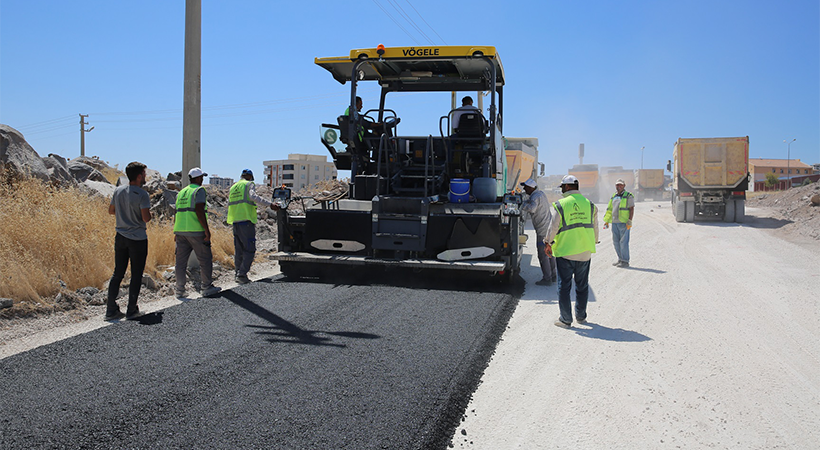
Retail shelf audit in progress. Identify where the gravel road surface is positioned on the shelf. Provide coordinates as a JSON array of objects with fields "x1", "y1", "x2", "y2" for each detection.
[
  {"x1": 452, "y1": 203, "x2": 820, "y2": 449},
  {"x1": 0, "y1": 273, "x2": 518, "y2": 449}
]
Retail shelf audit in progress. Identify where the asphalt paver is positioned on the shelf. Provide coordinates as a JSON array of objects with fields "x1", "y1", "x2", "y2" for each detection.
[{"x1": 0, "y1": 273, "x2": 519, "y2": 449}]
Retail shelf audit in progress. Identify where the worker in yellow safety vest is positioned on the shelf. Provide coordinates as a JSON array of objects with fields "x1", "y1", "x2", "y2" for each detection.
[
  {"x1": 227, "y1": 169, "x2": 273, "y2": 285},
  {"x1": 603, "y1": 178, "x2": 635, "y2": 268},
  {"x1": 173, "y1": 167, "x2": 221, "y2": 299},
  {"x1": 545, "y1": 175, "x2": 599, "y2": 329}
]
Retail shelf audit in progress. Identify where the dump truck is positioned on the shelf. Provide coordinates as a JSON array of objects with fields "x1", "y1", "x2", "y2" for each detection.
[
  {"x1": 505, "y1": 137, "x2": 542, "y2": 190},
  {"x1": 598, "y1": 166, "x2": 635, "y2": 201},
  {"x1": 633, "y1": 169, "x2": 665, "y2": 201},
  {"x1": 271, "y1": 45, "x2": 525, "y2": 282},
  {"x1": 568, "y1": 164, "x2": 600, "y2": 202},
  {"x1": 669, "y1": 137, "x2": 750, "y2": 223}
]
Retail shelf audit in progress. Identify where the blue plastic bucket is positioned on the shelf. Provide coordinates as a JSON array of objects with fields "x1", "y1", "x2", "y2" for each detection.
[{"x1": 449, "y1": 178, "x2": 470, "y2": 203}]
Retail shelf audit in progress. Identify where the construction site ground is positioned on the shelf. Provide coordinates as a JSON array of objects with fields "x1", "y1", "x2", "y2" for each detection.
[{"x1": 2, "y1": 189, "x2": 819, "y2": 449}]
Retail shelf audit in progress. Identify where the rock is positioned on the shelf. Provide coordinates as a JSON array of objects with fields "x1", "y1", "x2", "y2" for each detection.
[
  {"x1": 47, "y1": 153, "x2": 68, "y2": 168},
  {"x1": 76, "y1": 286, "x2": 100, "y2": 298},
  {"x1": 0, "y1": 298, "x2": 12, "y2": 309},
  {"x1": 143, "y1": 168, "x2": 165, "y2": 194},
  {"x1": 82, "y1": 179, "x2": 117, "y2": 198},
  {"x1": 167, "y1": 171, "x2": 182, "y2": 182},
  {"x1": 0, "y1": 124, "x2": 50, "y2": 182},
  {"x1": 142, "y1": 274, "x2": 158, "y2": 290},
  {"x1": 42, "y1": 155, "x2": 77, "y2": 186},
  {"x1": 811, "y1": 194, "x2": 820, "y2": 206},
  {"x1": 71, "y1": 155, "x2": 110, "y2": 172},
  {"x1": 67, "y1": 159, "x2": 108, "y2": 183}
]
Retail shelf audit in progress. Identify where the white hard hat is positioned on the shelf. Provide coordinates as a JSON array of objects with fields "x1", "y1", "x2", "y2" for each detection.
[
  {"x1": 188, "y1": 167, "x2": 207, "y2": 178},
  {"x1": 560, "y1": 175, "x2": 579, "y2": 185},
  {"x1": 520, "y1": 178, "x2": 537, "y2": 188}
]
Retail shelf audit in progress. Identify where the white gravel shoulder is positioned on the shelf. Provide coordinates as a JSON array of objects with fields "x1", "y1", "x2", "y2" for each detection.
[{"x1": 452, "y1": 203, "x2": 820, "y2": 449}]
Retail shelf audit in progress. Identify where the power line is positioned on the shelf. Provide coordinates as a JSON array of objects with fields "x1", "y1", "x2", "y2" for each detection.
[
  {"x1": 405, "y1": 0, "x2": 448, "y2": 45},
  {"x1": 387, "y1": 0, "x2": 434, "y2": 45},
  {"x1": 371, "y1": 0, "x2": 422, "y2": 45},
  {"x1": 16, "y1": 115, "x2": 75, "y2": 131}
]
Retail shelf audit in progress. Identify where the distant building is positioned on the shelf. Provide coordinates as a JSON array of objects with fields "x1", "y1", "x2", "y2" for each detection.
[
  {"x1": 263, "y1": 154, "x2": 337, "y2": 190},
  {"x1": 208, "y1": 174, "x2": 234, "y2": 189},
  {"x1": 813, "y1": 163, "x2": 820, "y2": 175},
  {"x1": 749, "y1": 158, "x2": 816, "y2": 191}
]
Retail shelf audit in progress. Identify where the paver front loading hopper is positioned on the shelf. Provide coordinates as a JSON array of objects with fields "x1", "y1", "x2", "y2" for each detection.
[
  {"x1": 271, "y1": 45, "x2": 525, "y2": 283},
  {"x1": 670, "y1": 136, "x2": 749, "y2": 223}
]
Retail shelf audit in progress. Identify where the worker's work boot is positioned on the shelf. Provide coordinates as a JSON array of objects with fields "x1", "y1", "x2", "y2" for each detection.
[
  {"x1": 612, "y1": 260, "x2": 621, "y2": 266},
  {"x1": 554, "y1": 320, "x2": 571, "y2": 329},
  {"x1": 235, "y1": 275, "x2": 251, "y2": 285},
  {"x1": 535, "y1": 278, "x2": 553, "y2": 286}
]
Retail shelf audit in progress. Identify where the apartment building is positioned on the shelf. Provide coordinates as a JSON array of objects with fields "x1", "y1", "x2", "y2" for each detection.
[
  {"x1": 208, "y1": 174, "x2": 234, "y2": 189},
  {"x1": 263, "y1": 154, "x2": 337, "y2": 190}
]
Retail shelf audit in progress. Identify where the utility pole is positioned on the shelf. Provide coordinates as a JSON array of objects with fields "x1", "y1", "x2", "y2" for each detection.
[
  {"x1": 182, "y1": 0, "x2": 202, "y2": 187},
  {"x1": 79, "y1": 114, "x2": 94, "y2": 157}
]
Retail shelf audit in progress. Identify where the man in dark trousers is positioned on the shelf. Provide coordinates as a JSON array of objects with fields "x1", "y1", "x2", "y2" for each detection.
[
  {"x1": 545, "y1": 175, "x2": 599, "y2": 328},
  {"x1": 105, "y1": 161, "x2": 152, "y2": 321},
  {"x1": 227, "y1": 169, "x2": 273, "y2": 284}
]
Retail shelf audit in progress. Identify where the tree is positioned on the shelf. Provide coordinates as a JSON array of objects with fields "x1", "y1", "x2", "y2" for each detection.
[{"x1": 764, "y1": 172, "x2": 779, "y2": 188}]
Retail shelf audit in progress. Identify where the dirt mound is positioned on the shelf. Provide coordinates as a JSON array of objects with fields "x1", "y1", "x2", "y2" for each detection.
[{"x1": 748, "y1": 182, "x2": 820, "y2": 240}]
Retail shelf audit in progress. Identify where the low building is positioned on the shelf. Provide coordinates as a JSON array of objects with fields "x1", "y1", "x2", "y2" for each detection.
[
  {"x1": 263, "y1": 154, "x2": 337, "y2": 190},
  {"x1": 748, "y1": 158, "x2": 813, "y2": 191},
  {"x1": 208, "y1": 174, "x2": 234, "y2": 189}
]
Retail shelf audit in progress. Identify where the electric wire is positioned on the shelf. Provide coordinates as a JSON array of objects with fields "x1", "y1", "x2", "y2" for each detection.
[
  {"x1": 405, "y1": 0, "x2": 448, "y2": 45},
  {"x1": 371, "y1": 0, "x2": 422, "y2": 45},
  {"x1": 387, "y1": 0, "x2": 434, "y2": 45}
]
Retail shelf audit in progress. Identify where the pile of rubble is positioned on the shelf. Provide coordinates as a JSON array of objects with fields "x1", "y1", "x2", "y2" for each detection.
[{"x1": 748, "y1": 181, "x2": 820, "y2": 241}]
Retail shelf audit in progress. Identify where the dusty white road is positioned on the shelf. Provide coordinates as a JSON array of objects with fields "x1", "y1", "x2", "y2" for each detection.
[{"x1": 452, "y1": 203, "x2": 820, "y2": 449}]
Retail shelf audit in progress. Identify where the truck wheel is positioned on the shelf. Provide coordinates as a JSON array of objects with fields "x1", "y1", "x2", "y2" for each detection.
[
  {"x1": 674, "y1": 197, "x2": 685, "y2": 222},
  {"x1": 734, "y1": 199, "x2": 746, "y2": 223},
  {"x1": 685, "y1": 201, "x2": 695, "y2": 223},
  {"x1": 723, "y1": 199, "x2": 735, "y2": 222}
]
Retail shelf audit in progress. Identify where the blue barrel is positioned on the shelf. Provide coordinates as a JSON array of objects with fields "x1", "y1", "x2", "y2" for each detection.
[
  {"x1": 449, "y1": 178, "x2": 470, "y2": 203},
  {"x1": 472, "y1": 177, "x2": 497, "y2": 203}
]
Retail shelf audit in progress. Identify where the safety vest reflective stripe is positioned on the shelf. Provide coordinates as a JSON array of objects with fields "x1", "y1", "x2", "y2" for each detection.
[
  {"x1": 173, "y1": 184, "x2": 206, "y2": 232},
  {"x1": 227, "y1": 179, "x2": 257, "y2": 224},
  {"x1": 552, "y1": 194, "x2": 596, "y2": 257},
  {"x1": 603, "y1": 191, "x2": 633, "y2": 223}
]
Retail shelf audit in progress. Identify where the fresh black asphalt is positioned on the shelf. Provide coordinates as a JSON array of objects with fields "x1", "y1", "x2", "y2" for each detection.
[{"x1": 0, "y1": 272, "x2": 520, "y2": 449}]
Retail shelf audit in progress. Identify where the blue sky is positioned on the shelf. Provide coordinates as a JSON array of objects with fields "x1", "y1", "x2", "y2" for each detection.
[{"x1": 1, "y1": 0, "x2": 818, "y2": 182}]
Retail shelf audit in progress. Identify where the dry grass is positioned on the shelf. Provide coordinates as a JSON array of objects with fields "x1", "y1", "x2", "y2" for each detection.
[
  {"x1": 100, "y1": 166, "x2": 124, "y2": 185},
  {"x1": 0, "y1": 170, "x2": 234, "y2": 315}
]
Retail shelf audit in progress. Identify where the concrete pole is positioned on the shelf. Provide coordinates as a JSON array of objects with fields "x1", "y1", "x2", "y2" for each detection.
[
  {"x1": 182, "y1": 0, "x2": 201, "y2": 187},
  {"x1": 79, "y1": 114, "x2": 86, "y2": 157}
]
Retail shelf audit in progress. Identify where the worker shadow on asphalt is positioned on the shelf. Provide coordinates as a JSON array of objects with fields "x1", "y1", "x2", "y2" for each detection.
[
  {"x1": 623, "y1": 266, "x2": 666, "y2": 274},
  {"x1": 133, "y1": 312, "x2": 163, "y2": 325},
  {"x1": 572, "y1": 323, "x2": 651, "y2": 342},
  {"x1": 220, "y1": 290, "x2": 380, "y2": 348}
]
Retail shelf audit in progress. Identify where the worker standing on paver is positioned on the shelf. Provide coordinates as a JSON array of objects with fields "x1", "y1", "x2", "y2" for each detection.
[
  {"x1": 227, "y1": 169, "x2": 274, "y2": 285},
  {"x1": 546, "y1": 175, "x2": 599, "y2": 328},
  {"x1": 520, "y1": 178, "x2": 556, "y2": 286},
  {"x1": 602, "y1": 178, "x2": 634, "y2": 268}
]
